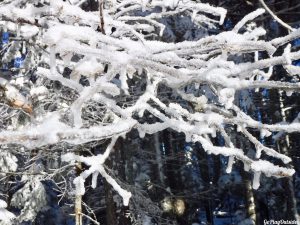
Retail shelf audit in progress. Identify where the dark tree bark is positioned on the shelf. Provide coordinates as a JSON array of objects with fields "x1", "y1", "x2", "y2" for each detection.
[
  {"x1": 163, "y1": 130, "x2": 179, "y2": 192},
  {"x1": 104, "y1": 178, "x2": 118, "y2": 225},
  {"x1": 115, "y1": 138, "x2": 132, "y2": 225},
  {"x1": 195, "y1": 143, "x2": 214, "y2": 225}
]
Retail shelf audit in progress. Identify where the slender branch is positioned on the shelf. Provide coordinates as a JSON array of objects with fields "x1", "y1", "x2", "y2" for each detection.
[
  {"x1": 99, "y1": 0, "x2": 106, "y2": 34},
  {"x1": 80, "y1": 213, "x2": 100, "y2": 225},
  {"x1": 259, "y1": 0, "x2": 294, "y2": 32}
]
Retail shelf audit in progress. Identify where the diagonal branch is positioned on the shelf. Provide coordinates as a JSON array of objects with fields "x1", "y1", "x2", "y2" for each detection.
[{"x1": 259, "y1": 0, "x2": 294, "y2": 32}]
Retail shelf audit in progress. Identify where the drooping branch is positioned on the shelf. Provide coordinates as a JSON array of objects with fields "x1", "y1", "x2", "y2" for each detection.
[{"x1": 259, "y1": 0, "x2": 294, "y2": 32}]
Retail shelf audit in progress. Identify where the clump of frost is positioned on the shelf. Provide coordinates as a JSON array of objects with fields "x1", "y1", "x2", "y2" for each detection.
[
  {"x1": 219, "y1": 88, "x2": 235, "y2": 109},
  {"x1": 251, "y1": 160, "x2": 295, "y2": 189},
  {"x1": 73, "y1": 176, "x2": 85, "y2": 196},
  {"x1": 0, "y1": 152, "x2": 18, "y2": 173},
  {"x1": 10, "y1": 176, "x2": 47, "y2": 223},
  {"x1": 30, "y1": 86, "x2": 49, "y2": 97},
  {"x1": 0, "y1": 200, "x2": 15, "y2": 224}
]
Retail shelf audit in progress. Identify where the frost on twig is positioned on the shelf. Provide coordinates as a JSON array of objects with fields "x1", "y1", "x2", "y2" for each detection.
[
  {"x1": 62, "y1": 137, "x2": 132, "y2": 206},
  {"x1": 0, "y1": 78, "x2": 32, "y2": 114}
]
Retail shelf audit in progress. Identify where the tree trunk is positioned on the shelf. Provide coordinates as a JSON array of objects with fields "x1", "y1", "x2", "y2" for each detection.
[
  {"x1": 104, "y1": 178, "x2": 117, "y2": 225},
  {"x1": 283, "y1": 177, "x2": 298, "y2": 221},
  {"x1": 115, "y1": 138, "x2": 132, "y2": 225},
  {"x1": 277, "y1": 91, "x2": 298, "y2": 221},
  {"x1": 75, "y1": 162, "x2": 83, "y2": 225},
  {"x1": 196, "y1": 143, "x2": 214, "y2": 225},
  {"x1": 154, "y1": 133, "x2": 165, "y2": 186},
  {"x1": 163, "y1": 130, "x2": 178, "y2": 191},
  {"x1": 244, "y1": 174, "x2": 257, "y2": 224},
  {"x1": 104, "y1": 147, "x2": 118, "y2": 225}
]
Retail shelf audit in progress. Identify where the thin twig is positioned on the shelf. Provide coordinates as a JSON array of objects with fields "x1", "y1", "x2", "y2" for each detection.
[
  {"x1": 259, "y1": 0, "x2": 294, "y2": 32},
  {"x1": 99, "y1": 0, "x2": 106, "y2": 34},
  {"x1": 80, "y1": 213, "x2": 100, "y2": 225}
]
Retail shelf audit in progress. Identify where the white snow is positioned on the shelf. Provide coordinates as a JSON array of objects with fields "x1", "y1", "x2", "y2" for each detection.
[
  {"x1": 233, "y1": 8, "x2": 265, "y2": 32},
  {"x1": 219, "y1": 88, "x2": 235, "y2": 109},
  {"x1": 226, "y1": 156, "x2": 234, "y2": 173},
  {"x1": 252, "y1": 172, "x2": 261, "y2": 189},
  {"x1": 62, "y1": 137, "x2": 132, "y2": 205},
  {"x1": 73, "y1": 176, "x2": 85, "y2": 196},
  {"x1": 30, "y1": 86, "x2": 48, "y2": 97},
  {"x1": 71, "y1": 57, "x2": 104, "y2": 81},
  {"x1": 0, "y1": 200, "x2": 15, "y2": 223},
  {"x1": 0, "y1": 200, "x2": 7, "y2": 209},
  {"x1": 251, "y1": 160, "x2": 295, "y2": 177}
]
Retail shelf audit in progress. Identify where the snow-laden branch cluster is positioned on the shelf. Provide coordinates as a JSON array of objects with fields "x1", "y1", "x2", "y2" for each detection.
[{"x1": 0, "y1": 0, "x2": 300, "y2": 212}]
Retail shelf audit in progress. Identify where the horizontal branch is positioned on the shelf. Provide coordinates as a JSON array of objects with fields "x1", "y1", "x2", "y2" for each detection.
[{"x1": 0, "y1": 117, "x2": 136, "y2": 148}]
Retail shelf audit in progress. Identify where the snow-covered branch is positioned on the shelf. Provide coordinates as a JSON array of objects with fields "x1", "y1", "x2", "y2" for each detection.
[{"x1": 0, "y1": 0, "x2": 300, "y2": 215}]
